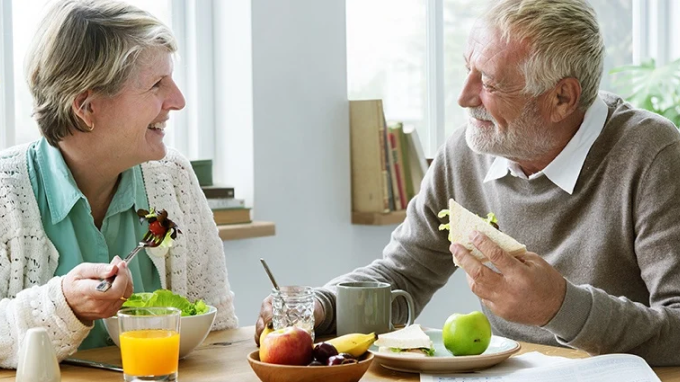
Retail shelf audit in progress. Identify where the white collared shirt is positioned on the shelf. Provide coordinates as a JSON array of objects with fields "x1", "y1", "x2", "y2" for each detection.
[{"x1": 483, "y1": 95, "x2": 608, "y2": 194}]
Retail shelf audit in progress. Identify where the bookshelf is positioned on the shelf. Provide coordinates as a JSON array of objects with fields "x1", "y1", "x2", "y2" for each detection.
[
  {"x1": 217, "y1": 221, "x2": 276, "y2": 241},
  {"x1": 349, "y1": 100, "x2": 430, "y2": 226},
  {"x1": 351, "y1": 211, "x2": 406, "y2": 226}
]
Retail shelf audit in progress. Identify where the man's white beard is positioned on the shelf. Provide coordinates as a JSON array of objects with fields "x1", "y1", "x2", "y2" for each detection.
[{"x1": 464, "y1": 100, "x2": 557, "y2": 162}]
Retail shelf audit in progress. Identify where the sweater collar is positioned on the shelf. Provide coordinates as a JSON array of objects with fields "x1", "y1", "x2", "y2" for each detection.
[{"x1": 483, "y1": 95, "x2": 608, "y2": 194}]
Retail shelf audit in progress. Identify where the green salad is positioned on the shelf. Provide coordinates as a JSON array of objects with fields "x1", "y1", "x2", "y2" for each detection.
[{"x1": 122, "y1": 289, "x2": 209, "y2": 316}]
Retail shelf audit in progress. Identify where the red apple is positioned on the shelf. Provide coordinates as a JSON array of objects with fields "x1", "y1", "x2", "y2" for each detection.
[{"x1": 259, "y1": 326, "x2": 313, "y2": 365}]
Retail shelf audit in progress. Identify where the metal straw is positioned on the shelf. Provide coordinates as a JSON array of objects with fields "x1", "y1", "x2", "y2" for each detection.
[
  {"x1": 260, "y1": 258, "x2": 293, "y2": 326},
  {"x1": 260, "y1": 258, "x2": 281, "y2": 291}
]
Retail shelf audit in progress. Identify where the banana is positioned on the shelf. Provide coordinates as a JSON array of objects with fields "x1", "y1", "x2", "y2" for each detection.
[
  {"x1": 325, "y1": 332, "x2": 377, "y2": 358},
  {"x1": 258, "y1": 322, "x2": 274, "y2": 348}
]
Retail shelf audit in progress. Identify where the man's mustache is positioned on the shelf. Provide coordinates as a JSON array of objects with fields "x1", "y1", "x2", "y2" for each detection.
[{"x1": 467, "y1": 107, "x2": 494, "y2": 123}]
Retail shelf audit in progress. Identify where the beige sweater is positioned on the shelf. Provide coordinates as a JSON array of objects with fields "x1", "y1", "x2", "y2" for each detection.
[
  {"x1": 316, "y1": 93, "x2": 680, "y2": 366},
  {"x1": 0, "y1": 145, "x2": 238, "y2": 368}
]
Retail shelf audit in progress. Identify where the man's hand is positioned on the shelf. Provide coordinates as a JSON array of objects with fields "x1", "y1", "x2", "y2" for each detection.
[
  {"x1": 254, "y1": 295, "x2": 326, "y2": 346},
  {"x1": 451, "y1": 231, "x2": 566, "y2": 326},
  {"x1": 62, "y1": 256, "x2": 134, "y2": 326}
]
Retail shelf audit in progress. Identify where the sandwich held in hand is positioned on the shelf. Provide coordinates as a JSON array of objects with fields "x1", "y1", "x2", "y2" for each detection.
[
  {"x1": 442, "y1": 311, "x2": 492, "y2": 356},
  {"x1": 374, "y1": 324, "x2": 435, "y2": 356},
  {"x1": 438, "y1": 198, "x2": 526, "y2": 266}
]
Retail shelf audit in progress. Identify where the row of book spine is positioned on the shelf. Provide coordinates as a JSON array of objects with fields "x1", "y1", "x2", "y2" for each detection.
[
  {"x1": 201, "y1": 185, "x2": 252, "y2": 225},
  {"x1": 349, "y1": 99, "x2": 429, "y2": 213}
]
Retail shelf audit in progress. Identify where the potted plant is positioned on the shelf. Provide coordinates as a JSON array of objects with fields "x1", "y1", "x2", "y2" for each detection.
[{"x1": 610, "y1": 57, "x2": 680, "y2": 127}]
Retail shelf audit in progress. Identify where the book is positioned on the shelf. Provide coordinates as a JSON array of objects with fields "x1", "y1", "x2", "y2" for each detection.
[
  {"x1": 403, "y1": 125, "x2": 428, "y2": 196},
  {"x1": 201, "y1": 185, "x2": 235, "y2": 199},
  {"x1": 394, "y1": 122, "x2": 415, "y2": 201},
  {"x1": 206, "y1": 197, "x2": 246, "y2": 210},
  {"x1": 420, "y1": 351, "x2": 660, "y2": 382},
  {"x1": 212, "y1": 207, "x2": 251, "y2": 225},
  {"x1": 381, "y1": 114, "x2": 396, "y2": 211},
  {"x1": 388, "y1": 130, "x2": 406, "y2": 210},
  {"x1": 349, "y1": 100, "x2": 391, "y2": 213}
]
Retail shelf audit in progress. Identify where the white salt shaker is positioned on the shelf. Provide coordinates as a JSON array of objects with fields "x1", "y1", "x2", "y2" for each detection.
[{"x1": 16, "y1": 327, "x2": 61, "y2": 382}]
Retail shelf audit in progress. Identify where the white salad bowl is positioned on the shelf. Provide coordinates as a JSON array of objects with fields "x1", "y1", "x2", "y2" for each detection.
[{"x1": 103, "y1": 305, "x2": 217, "y2": 359}]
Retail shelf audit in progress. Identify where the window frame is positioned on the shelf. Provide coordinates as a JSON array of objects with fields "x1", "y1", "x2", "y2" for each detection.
[
  {"x1": 0, "y1": 0, "x2": 218, "y2": 162},
  {"x1": 422, "y1": 0, "x2": 678, "y2": 156},
  {"x1": 0, "y1": 0, "x2": 15, "y2": 148}
]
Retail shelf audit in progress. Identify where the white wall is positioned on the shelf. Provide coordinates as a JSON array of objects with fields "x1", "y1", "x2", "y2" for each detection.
[{"x1": 218, "y1": 0, "x2": 480, "y2": 331}]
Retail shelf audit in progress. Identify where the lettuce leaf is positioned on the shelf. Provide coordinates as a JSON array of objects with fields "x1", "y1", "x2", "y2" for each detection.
[
  {"x1": 122, "y1": 289, "x2": 209, "y2": 316},
  {"x1": 438, "y1": 208, "x2": 499, "y2": 241},
  {"x1": 387, "y1": 347, "x2": 435, "y2": 356}
]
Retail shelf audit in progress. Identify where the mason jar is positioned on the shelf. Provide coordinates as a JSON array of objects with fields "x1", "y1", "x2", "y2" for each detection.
[{"x1": 271, "y1": 285, "x2": 315, "y2": 341}]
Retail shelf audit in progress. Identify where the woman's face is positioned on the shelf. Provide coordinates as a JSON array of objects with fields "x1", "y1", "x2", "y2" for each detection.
[{"x1": 90, "y1": 49, "x2": 185, "y2": 165}]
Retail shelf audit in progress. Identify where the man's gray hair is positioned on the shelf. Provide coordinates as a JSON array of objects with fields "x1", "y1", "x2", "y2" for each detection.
[
  {"x1": 483, "y1": 0, "x2": 605, "y2": 110},
  {"x1": 25, "y1": 0, "x2": 177, "y2": 146}
]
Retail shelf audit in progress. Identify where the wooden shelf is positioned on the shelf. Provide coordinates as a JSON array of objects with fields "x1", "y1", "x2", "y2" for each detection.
[
  {"x1": 351, "y1": 210, "x2": 406, "y2": 226},
  {"x1": 217, "y1": 221, "x2": 276, "y2": 241}
]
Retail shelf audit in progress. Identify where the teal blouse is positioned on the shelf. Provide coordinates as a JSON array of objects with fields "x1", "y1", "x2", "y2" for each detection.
[{"x1": 27, "y1": 138, "x2": 162, "y2": 349}]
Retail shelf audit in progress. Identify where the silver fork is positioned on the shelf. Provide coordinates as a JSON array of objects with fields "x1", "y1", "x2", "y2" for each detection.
[{"x1": 95, "y1": 234, "x2": 162, "y2": 292}]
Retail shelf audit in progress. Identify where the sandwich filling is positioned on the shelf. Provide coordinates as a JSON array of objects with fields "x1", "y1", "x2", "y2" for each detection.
[{"x1": 374, "y1": 324, "x2": 435, "y2": 357}]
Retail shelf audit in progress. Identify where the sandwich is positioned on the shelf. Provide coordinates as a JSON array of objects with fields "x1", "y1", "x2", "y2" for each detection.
[
  {"x1": 374, "y1": 324, "x2": 435, "y2": 356},
  {"x1": 438, "y1": 198, "x2": 526, "y2": 266}
]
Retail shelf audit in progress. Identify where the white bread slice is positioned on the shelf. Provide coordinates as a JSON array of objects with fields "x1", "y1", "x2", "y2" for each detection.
[
  {"x1": 374, "y1": 324, "x2": 432, "y2": 349},
  {"x1": 446, "y1": 199, "x2": 526, "y2": 266}
]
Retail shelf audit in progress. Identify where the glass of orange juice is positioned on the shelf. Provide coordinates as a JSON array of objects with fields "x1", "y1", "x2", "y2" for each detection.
[{"x1": 118, "y1": 307, "x2": 181, "y2": 382}]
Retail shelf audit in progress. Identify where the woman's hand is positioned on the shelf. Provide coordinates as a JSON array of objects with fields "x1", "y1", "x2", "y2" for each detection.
[{"x1": 61, "y1": 256, "x2": 133, "y2": 326}]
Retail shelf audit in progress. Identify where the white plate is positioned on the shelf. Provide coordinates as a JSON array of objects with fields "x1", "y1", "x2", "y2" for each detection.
[{"x1": 369, "y1": 329, "x2": 521, "y2": 373}]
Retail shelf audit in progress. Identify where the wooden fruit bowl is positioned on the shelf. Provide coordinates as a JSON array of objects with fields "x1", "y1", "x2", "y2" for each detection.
[{"x1": 247, "y1": 350, "x2": 374, "y2": 382}]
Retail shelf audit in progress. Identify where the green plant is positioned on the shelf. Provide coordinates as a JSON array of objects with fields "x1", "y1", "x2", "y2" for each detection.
[{"x1": 610, "y1": 58, "x2": 680, "y2": 127}]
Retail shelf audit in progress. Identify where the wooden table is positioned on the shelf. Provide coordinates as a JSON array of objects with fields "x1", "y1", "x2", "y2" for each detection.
[{"x1": 2, "y1": 326, "x2": 679, "y2": 381}]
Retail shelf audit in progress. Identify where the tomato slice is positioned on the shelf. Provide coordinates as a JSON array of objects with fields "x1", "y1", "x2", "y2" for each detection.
[{"x1": 148, "y1": 221, "x2": 167, "y2": 237}]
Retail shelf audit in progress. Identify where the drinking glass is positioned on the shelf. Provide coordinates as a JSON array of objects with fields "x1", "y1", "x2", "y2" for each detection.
[
  {"x1": 118, "y1": 307, "x2": 181, "y2": 382},
  {"x1": 271, "y1": 286, "x2": 315, "y2": 341}
]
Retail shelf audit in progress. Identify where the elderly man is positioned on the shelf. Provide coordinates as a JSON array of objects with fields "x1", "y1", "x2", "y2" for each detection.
[{"x1": 257, "y1": 0, "x2": 680, "y2": 365}]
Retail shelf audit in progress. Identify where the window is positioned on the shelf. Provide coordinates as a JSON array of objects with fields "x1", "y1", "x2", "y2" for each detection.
[
  {"x1": 0, "y1": 0, "x2": 217, "y2": 164},
  {"x1": 347, "y1": 0, "x2": 671, "y2": 157},
  {"x1": 346, "y1": 0, "x2": 428, "y2": 148},
  {"x1": 6, "y1": 0, "x2": 175, "y2": 147}
]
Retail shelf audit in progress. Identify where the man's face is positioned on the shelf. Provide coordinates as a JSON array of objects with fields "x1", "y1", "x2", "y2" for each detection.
[{"x1": 458, "y1": 23, "x2": 556, "y2": 161}]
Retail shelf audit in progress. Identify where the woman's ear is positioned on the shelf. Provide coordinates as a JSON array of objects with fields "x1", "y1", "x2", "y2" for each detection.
[
  {"x1": 549, "y1": 78, "x2": 581, "y2": 123},
  {"x1": 71, "y1": 90, "x2": 95, "y2": 129}
]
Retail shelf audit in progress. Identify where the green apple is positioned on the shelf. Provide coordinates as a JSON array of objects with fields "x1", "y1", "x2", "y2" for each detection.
[{"x1": 442, "y1": 311, "x2": 492, "y2": 356}]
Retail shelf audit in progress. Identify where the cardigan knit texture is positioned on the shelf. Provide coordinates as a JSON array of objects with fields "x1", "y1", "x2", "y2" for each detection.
[
  {"x1": 0, "y1": 144, "x2": 238, "y2": 368},
  {"x1": 316, "y1": 92, "x2": 680, "y2": 366}
]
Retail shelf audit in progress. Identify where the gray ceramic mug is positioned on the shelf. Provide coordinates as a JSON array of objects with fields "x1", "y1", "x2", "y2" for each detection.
[{"x1": 336, "y1": 281, "x2": 415, "y2": 336}]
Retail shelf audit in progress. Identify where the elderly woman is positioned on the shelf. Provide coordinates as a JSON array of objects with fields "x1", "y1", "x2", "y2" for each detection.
[{"x1": 0, "y1": 0, "x2": 237, "y2": 368}]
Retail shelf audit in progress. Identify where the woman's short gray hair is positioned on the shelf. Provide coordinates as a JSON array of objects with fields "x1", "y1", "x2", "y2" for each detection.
[
  {"x1": 483, "y1": 0, "x2": 605, "y2": 110},
  {"x1": 25, "y1": 0, "x2": 177, "y2": 146}
]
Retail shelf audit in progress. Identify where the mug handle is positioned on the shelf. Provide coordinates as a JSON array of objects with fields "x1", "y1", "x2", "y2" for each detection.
[{"x1": 390, "y1": 289, "x2": 415, "y2": 329}]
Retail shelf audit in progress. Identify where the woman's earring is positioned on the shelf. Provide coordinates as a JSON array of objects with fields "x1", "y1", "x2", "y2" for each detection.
[{"x1": 87, "y1": 123, "x2": 94, "y2": 132}]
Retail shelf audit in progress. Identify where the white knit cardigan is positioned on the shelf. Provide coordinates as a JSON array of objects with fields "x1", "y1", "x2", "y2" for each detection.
[{"x1": 0, "y1": 143, "x2": 238, "y2": 368}]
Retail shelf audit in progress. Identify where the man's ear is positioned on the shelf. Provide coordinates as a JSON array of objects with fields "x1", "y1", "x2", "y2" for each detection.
[
  {"x1": 71, "y1": 90, "x2": 95, "y2": 129},
  {"x1": 548, "y1": 78, "x2": 581, "y2": 123}
]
